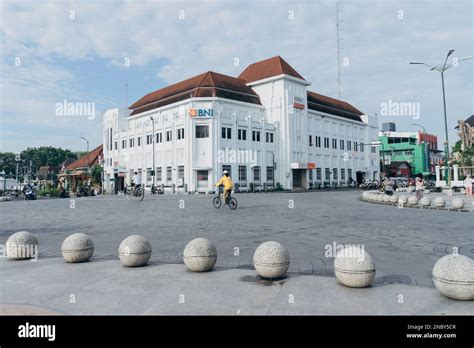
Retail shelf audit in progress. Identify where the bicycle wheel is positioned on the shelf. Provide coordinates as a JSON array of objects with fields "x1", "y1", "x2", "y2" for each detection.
[
  {"x1": 213, "y1": 196, "x2": 222, "y2": 209},
  {"x1": 228, "y1": 197, "x2": 238, "y2": 210},
  {"x1": 138, "y1": 187, "x2": 145, "y2": 201},
  {"x1": 125, "y1": 188, "x2": 132, "y2": 200}
]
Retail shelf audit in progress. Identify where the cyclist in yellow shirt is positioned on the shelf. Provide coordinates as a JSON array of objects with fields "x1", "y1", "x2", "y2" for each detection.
[{"x1": 215, "y1": 170, "x2": 234, "y2": 205}]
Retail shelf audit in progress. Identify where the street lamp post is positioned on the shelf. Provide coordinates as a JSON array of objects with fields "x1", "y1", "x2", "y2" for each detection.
[
  {"x1": 410, "y1": 50, "x2": 473, "y2": 186},
  {"x1": 80, "y1": 136, "x2": 89, "y2": 153},
  {"x1": 149, "y1": 116, "x2": 156, "y2": 191},
  {"x1": 1, "y1": 171, "x2": 6, "y2": 197}
]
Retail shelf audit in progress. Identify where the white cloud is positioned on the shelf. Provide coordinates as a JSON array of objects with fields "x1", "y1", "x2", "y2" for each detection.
[{"x1": 0, "y1": 0, "x2": 472, "y2": 152}]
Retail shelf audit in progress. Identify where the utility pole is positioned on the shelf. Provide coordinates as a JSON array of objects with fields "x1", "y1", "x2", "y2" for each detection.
[
  {"x1": 15, "y1": 153, "x2": 20, "y2": 184},
  {"x1": 410, "y1": 50, "x2": 473, "y2": 186},
  {"x1": 81, "y1": 136, "x2": 89, "y2": 153},
  {"x1": 336, "y1": 0, "x2": 343, "y2": 98},
  {"x1": 150, "y1": 116, "x2": 156, "y2": 191}
]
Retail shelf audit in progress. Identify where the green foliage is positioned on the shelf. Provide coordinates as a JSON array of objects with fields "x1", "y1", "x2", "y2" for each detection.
[
  {"x1": 0, "y1": 147, "x2": 78, "y2": 181},
  {"x1": 452, "y1": 140, "x2": 474, "y2": 167},
  {"x1": 38, "y1": 188, "x2": 61, "y2": 198},
  {"x1": 0, "y1": 152, "x2": 16, "y2": 176},
  {"x1": 91, "y1": 164, "x2": 103, "y2": 185}
]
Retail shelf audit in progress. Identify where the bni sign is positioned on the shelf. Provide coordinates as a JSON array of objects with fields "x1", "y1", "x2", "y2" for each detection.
[{"x1": 189, "y1": 108, "x2": 214, "y2": 118}]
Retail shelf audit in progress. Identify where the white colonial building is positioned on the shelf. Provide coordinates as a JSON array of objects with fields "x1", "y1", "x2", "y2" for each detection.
[{"x1": 102, "y1": 56, "x2": 379, "y2": 193}]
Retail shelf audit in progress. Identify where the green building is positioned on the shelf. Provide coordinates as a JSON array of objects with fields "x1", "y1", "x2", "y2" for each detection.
[{"x1": 379, "y1": 124, "x2": 441, "y2": 178}]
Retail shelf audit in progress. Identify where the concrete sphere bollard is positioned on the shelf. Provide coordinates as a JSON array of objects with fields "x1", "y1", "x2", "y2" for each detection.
[
  {"x1": 334, "y1": 246, "x2": 376, "y2": 288},
  {"x1": 383, "y1": 195, "x2": 391, "y2": 203},
  {"x1": 420, "y1": 197, "x2": 431, "y2": 207},
  {"x1": 432, "y1": 254, "x2": 474, "y2": 301},
  {"x1": 61, "y1": 233, "x2": 94, "y2": 263},
  {"x1": 408, "y1": 196, "x2": 418, "y2": 205},
  {"x1": 362, "y1": 192, "x2": 369, "y2": 200},
  {"x1": 253, "y1": 241, "x2": 290, "y2": 279},
  {"x1": 407, "y1": 186, "x2": 415, "y2": 193},
  {"x1": 398, "y1": 196, "x2": 408, "y2": 205},
  {"x1": 452, "y1": 198, "x2": 465, "y2": 209},
  {"x1": 389, "y1": 195, "x2": 398, "y2": 203},
  {"x1": 434, "y1": 197, "x2": 446, "y2": 207},
  {"x1": 118, "y1": 235, "x2": 152, "y2": 267},
  {"x1": 6, "y1": 231, "x2": 38, "y2": 260},
  {"x1": 183, "y1": 238, "x2": 217, "y2": 272}
]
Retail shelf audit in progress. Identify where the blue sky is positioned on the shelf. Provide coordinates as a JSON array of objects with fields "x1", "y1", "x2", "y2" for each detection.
[{"x1": 0, "y1": 0, "x2": 472, "y2": 152}]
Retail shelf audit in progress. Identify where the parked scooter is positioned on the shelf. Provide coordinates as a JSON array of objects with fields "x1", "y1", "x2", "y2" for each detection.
[
  {"x1": 23, "y1": 185, "x2": 37, "y2": 200},
  {"x1": 150, "y1": 185, "x2": 164, "y2": 194}
]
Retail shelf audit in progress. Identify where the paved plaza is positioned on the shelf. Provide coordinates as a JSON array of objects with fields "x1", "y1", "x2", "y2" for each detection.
[{"x1": 0, "y1": 190, "x2": 473, "y2": 314}]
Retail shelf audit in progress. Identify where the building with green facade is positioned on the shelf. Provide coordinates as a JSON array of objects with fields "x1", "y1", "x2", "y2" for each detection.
[{"x1": 379, "y1": 123, "x2": 442, "y2": 178}]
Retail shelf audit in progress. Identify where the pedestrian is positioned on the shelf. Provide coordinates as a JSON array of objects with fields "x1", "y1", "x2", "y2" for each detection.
[
  {"x1": 384, "y1": 177, "x2": 394, "y2": 196},
  {"x1": 415, "y1": 176, "x2": 423, "y2": 200},
  {"x1": 464, "y1": 174, "x2": 473, "y2": 197}
]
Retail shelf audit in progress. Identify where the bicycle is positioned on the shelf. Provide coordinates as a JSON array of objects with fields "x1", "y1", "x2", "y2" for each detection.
[
  {"x1": 213, "y1": 187, "x2": 237, "y2": 210},
  {"x1": 125, "y1": 184, "x2": 145, "y2": 201}
]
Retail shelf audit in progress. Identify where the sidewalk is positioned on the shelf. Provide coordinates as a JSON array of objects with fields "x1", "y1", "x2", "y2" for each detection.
[{"x1": 1, "y1": 258, "x2": 472, "y2": 315}]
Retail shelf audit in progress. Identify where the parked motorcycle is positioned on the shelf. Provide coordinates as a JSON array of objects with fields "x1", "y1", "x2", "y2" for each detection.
[
  {"x1": 59, "y1": 187, "x2": 70, "y2": 198},
  {"x1": 23, "y1": 185, "x2": 37, "y2": 200},
  {"x1": 150, "y1": 185, "x2": 164, "y2": 194}
]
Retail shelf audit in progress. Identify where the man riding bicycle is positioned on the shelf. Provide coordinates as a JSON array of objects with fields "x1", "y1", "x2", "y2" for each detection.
[
  {"x1": 215, "y1": 170, "x2": 233, "y2": 205},
  {"x1": 132, "y1": 171, "x2": 142, "y2": 195}
]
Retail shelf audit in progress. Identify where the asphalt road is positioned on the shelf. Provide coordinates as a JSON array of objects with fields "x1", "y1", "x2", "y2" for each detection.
[{"x1": 1, "y1": 190, "x2": 473, "y2": 287}]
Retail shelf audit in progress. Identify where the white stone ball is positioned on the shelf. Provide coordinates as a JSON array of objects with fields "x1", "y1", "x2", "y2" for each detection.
[
  {"x1": 383, "y1": 195, "x2": 391, "y2": 203},
  {"x1": 253, "y1": 241, "x2": 290, "y2": 279},
  {"x1": 434, "y1": 197, "x2": 446, "y2": 207},
  {"x1": 6, "y1": 231, "x2": 38, "y2": 260},
  {"x1": 452, "y1": 198, "x2": 465, "y2": 209},
  {"x1": 407, "y1": 186, "x2": 415, "y2": 193},
  {"x1": 334, "y1": 247, "x2": 376, "y2": 288},
  {"x1": 408, "y1": 196, "x2": 418, "y2": 205},
  {"x1": 183, "y1": 238, "x2": 217, "y2": 272},
  {"x1": 61, "y1": 233, "x2": 94, "y2": 263},
  {"x1": 398, "y1": 196, "x2": 408, "y2": 205},
  {"x1": 389, "y1": 195, "x2": 398, "y2": 203},
  {"x1": 432, "y1": 254, "x2": 474, "y2": 301},
  {"x1": 420, "y1": 197, "x2": 431, "y2": 207},
  {"x1": 118, "y1": 235, "x2": 152, "y2": 267}
]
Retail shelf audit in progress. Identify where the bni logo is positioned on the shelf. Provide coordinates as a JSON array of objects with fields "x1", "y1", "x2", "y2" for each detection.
[{"x1": 189, "y1": 108, "x2": 214, "y2": 118}]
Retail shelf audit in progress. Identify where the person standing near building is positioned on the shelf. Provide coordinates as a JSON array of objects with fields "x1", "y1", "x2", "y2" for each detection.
[
  {"x1": 464, "y1": 174, "x2": 473, "y2": 197},
  {"x1": 415, "y1": 176, "x2": 423, "y2": 200},
  {"x1": 384, "y1": 176, "x2": 394, "y2": 196}
]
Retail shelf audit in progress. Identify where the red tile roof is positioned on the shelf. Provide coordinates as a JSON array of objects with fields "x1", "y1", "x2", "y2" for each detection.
[
  {"x1": 65, "y1": 145, "x2": 103, "y2": 170},
  {"x1": 307, "y1": 91, "x2": 364, "y2": 122},
  {"x1": 129, "y1": 71, "x2": 261, "y2": 115},
  {"x1": 238, "y1": 56, "x2": 305, "y2": 83}
]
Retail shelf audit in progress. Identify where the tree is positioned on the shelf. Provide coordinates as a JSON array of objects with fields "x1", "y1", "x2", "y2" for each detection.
[
  {"x1": 0, "y1": 152, "x2": 17, "y2": 177},
  {"x1": 1, "y1": 147, "x2": 79, "y2": 182},
  {"x1": 91, "y1": 164, "x2": 102, "y2": 185}
]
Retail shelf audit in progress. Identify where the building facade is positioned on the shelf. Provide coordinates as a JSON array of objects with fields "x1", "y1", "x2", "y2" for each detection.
[
  {"x1": 102, "y1": 56, "x2": 379, "y2": 194},
  {"x1": 379, "y1": 125, "x2": 442, "y2": 177}
]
